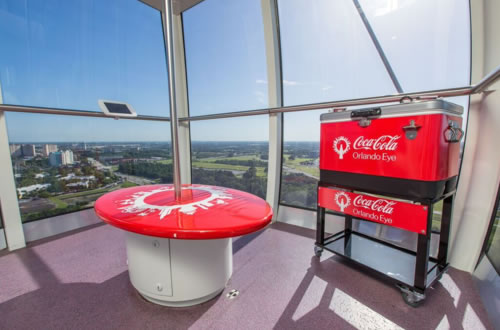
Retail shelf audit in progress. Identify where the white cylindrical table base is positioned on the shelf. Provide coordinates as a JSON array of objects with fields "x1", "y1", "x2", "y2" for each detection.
[{"x1": 125, "y1": 232, "x2": 232, "y2": 307}]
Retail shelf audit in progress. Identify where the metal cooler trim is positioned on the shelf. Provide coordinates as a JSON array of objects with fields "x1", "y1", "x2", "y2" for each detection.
[{"x1": 320, "y1": 99, "x2": 463, "y2": 123}]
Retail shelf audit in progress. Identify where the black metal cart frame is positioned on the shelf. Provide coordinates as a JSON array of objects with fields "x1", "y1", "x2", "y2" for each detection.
[{"x1": 314, "y1": 183, "x2": 455, "y2": 307}]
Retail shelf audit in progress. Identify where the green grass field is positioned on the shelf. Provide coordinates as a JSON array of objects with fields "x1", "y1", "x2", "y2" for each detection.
[
  {"x1": 283, "y1": 155, "x2": 320, "y2": 178},
  {"x1": 195, "y1": 155, "x2": 262, "y2": 161},
  {"x1": 121, "y1": 181, "x2": 139, "y2": 188},
  {"x1": 48, "y1": 197, "x2": 68, "y2": 209},
  {"x1": 58, "y1": 188, "x2": 110, "y2": 200},
  {"x1": 192, "y1": 161, "x2": 249, "y2": 171},
  {"x1": 193, "y1": 161, "x2": 267, "y2": 177},
  {"x1": 192, "y1": 154, "x2": 267, "y2": 177},
  {"x1": 432, "y1": 200, "x2": 444, "y2": 231}
]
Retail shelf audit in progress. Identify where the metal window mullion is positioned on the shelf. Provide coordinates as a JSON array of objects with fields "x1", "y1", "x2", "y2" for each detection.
[
  {"x1": 352, "y1": 0, "x2": 404, "y2": 93},
  {"x1": 262, "y1": 0, "x2": 283, "y2": 221},
  {"x1": 0, "y1": 84, "x2": 26, "y2": 250},
  {"x1": 162, "y1": 0, "x2": 182, "y2": 199},
  {"x1": 172, "y1": 13, "x2": 192, "y2": 184}
]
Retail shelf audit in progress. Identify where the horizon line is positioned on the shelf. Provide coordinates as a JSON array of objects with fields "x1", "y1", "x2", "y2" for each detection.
[{"x1": 9, "y1": 140, "x2": 320, "y2": 144}]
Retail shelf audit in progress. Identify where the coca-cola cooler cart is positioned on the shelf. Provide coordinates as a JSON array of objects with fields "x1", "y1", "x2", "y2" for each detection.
[{"x1": 314, "y1": 99, "x2": 464, "y2": 307}]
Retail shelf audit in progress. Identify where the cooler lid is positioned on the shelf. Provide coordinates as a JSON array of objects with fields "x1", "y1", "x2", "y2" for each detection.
[{"x1": 320, "y1": 99, "x2": 463, "y2": 123}]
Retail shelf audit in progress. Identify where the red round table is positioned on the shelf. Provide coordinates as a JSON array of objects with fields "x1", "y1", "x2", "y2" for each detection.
[{"x1": 94, "y1": 184, "x2": 273, "y2": 306}]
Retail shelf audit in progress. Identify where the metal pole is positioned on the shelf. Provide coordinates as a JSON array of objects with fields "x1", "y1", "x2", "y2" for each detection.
[
  {"x1": 163, "y1": 0, "x2": 182, "y2": 201},
  {"x1": 352, "y1": 0, "x2": 404, "y2": 93}
]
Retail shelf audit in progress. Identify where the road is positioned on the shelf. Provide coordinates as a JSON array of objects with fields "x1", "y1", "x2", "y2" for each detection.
[
  {"x1": 115, "y1": 172, "x2": 155, "y2": 186},
  {"x1": 282, "y1": 165, "x2": 319, "y2": 180}
]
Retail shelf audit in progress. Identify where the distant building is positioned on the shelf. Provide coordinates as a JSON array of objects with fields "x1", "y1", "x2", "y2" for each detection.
[
  {"x1": 17, "y1": 183, "x2": 51, "y2": 198},
  {"x1": 49, "y1": 152, "x2": 63, "y2": 166},
  {"x1": 9, "y1": 144, "x2": 22, "y2": 157},
  {"x1": 42, "y1": 144, "x2": 58, "y2": 157},
  {"x1": 63, "y1": 150, "x2": 74, "y2": 164},
  {"x1": 49, "y1": 150, "x2": 74, "y2": 166},
  {"x1": 21, "y1": 144, "x2": 35, "y2": 157}
]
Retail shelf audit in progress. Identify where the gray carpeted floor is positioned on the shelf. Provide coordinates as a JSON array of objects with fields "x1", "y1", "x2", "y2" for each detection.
[{"x1": 0, "y1": 222, "x2": 493, "y2": 329}]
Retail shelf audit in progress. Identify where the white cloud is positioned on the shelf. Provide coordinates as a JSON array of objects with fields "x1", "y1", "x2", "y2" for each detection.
[
  {"x1": 283, "y1": 80, "x2": 300, "y2": 86},
  {"x1": 255, "y1": 79, "x2": 268, "y2": 84},
  {"x1": 254, "y1": 90, "x2": 266, "y2": 104}
]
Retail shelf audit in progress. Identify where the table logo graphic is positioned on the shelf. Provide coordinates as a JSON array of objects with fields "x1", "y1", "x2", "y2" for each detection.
[
  {"x1": 333, "y1": 136, "x2": 350, "y2": 159},
  {"x1": 118, "y1": 186, "x2": 233, "y2": 219},
  {"x1": 334, "y1": 191, "x2": 351, "y2": 212}
]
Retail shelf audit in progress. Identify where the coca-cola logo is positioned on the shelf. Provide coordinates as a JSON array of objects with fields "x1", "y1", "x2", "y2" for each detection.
[
  {"x1": 353, "y1": 135, "x2": 400, "y2": 151},
  {"x1": 353, "y1": 195, "x2": 396, "y2": 214}
]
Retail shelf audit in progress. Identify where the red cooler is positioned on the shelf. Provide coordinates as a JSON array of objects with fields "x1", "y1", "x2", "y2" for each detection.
[{"x1": 320, "y1": 100, "x2": 463, "y2": 199}]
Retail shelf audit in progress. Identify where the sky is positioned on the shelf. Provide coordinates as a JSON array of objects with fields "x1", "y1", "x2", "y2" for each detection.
[{"x1": 0, "y1": 0, "x2": 470, "y2": 143}]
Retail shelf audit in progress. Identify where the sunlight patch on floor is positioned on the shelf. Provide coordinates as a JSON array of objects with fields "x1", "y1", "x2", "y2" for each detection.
[
  {"x1": 462, "y1": 303, "x2": 486, "y2": 330},
  {"x1": 435, "y1": 314, "x2": 450, "y2": 330},
  {"x1": 292, "y1": 276, "x2": 328, "y2": 321},
  {"x1": 329, "y1": 288, "x2": 404, "y2": 330},
  {"x1": 439, "y1": 273, "x2": 461, "y2": 308}
]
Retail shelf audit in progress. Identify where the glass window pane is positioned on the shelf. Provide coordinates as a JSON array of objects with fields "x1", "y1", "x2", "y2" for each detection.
[
  {"x1": 278, "y1": 0, "x2": 397, "y2": 107},
  {"x1": 6, "y1": 113, "x2": 171, "y2": 223},
  {"x1": 281, "y1": 111, "x2": 321, "y2": 209},
  {"x1": 486, "y1": 188, "x2": 500, "y2": 273},
  {"x1": 0, "y1": 0, "x2": 169, "y2": 117},
  {"x1": 183, "y1": 0, "x2": 268, "y2": 116},
  {"x1": 358, "y1": 0, "x2": 471, "y2": 91},
  {"x1": 279, "y1": 0, "x2": 470, "y2": 216},
  {"x1": 190, "y1": 116, "x2": 268, "y2": 200}
]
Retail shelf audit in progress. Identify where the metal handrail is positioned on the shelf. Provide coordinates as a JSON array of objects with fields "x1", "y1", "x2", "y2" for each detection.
[
  {"x1": 179, "y1": 64, "x2": 499, "y2": 122},
  {"x1": 472, "y1": 64, "x2": 500, "y2": 93},
  {"x1": 0, "y1": 104, "x2": 171, "y2": 122},
  {"x1": 0, "y1": 65, "x2": 498, "y2": 122},
  {"x1": 178, "y1": 86, "x2": 473, "y2": 122}
]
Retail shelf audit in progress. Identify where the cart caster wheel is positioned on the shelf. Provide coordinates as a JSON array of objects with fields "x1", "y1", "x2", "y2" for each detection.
[
  {"x1": 401, "y1": 291, "x2": 425, "y2": 307},
  {"x1": 314, "y1": 246, "x2": 323, "y2": 257},
  {"x1": 436, "y1": 267, "x2": 448, "y2": 282},
  {"x1": 397, "y1": 285, "x2": 425, "y2": 307}
]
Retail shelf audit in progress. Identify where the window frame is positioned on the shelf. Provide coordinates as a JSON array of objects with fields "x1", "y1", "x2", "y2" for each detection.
[{"x1": 478, "y1": 184, "x2": 500, "y2": 274}]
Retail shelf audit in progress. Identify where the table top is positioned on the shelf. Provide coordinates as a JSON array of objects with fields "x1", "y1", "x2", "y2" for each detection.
[{"x1": 94, "y1": 184, "x2": 273, "y2": 239}]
